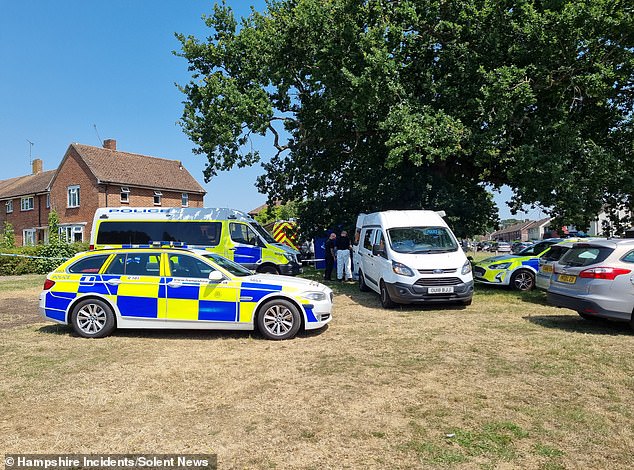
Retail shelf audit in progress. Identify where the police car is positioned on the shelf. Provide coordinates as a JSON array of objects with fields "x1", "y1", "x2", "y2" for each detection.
[
  {"x1": 473, "y1": 239, "x2": 563, "y2": 291},
  {"x1": 39, "y1": 246, "x2": 332, "y2": 340}
]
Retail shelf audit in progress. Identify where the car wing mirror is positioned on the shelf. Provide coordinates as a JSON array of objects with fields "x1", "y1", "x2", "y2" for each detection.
[
  {"x1": 372, "y1": 244, "x2": 385, "y2": 257},
  {"x1": 208, "y1": 271, "x2": 224, "y2": 283}
]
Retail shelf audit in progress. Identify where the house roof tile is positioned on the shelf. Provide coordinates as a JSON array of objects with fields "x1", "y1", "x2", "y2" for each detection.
[
  {"x1": 71, "y1": 143, "x2": 206, "y2": 194},
  {"x1": 0, "y1": 170, "x2": 55, "y2": 199}
]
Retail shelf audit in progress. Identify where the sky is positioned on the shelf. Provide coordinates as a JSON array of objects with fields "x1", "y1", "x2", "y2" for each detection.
[{"x1": 0, "y1": 0, "x2": 535, "y2": 220}]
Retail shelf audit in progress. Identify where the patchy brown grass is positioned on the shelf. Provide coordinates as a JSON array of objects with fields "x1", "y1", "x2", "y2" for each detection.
[{"x1": 1, "y1": 273, "x2": 634, "y2": 469}]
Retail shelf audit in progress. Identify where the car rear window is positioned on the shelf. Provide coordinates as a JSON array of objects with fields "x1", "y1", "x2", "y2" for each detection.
[
  {"x1": 68, "y1": 255, "x2": 110, "y2": 274},
  {"x1": 559, "y1": 246, "x2": 613, "y2": 267}
]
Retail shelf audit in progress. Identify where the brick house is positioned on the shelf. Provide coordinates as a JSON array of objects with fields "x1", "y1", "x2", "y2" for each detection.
[{"x1": 0, "y1": 139, "x2": 206, "y2": 246}]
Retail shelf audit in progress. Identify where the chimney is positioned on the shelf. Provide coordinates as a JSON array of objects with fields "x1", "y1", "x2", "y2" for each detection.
[
  {"x1": 32, "y1": 158, "x2": 43, "y2": 175},
  {"x1": 103, "y1": 139, "x2": 117, "y2": 150}
]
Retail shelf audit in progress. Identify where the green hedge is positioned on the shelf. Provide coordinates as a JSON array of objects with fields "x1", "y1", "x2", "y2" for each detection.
[{"x1": 0, "y1": 242, "x2": 89, "y2": 276}]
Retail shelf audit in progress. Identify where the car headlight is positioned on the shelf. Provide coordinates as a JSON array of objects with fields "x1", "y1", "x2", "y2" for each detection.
[
  {"x1": 489, "y1": 262, "x2": 512, "y2": 269},
  {"x1": 392, "y1": 261, "x2": 415, "y2": 277},
  {"x1": 302, "y1": 291, "x2": 327, "y2": 301},
  {"x1": 461, "y1": 260, "x2": 472, "y2": 275},
  {"x1": 284, "y1": 253, "x2": 296, "y2": 263}
]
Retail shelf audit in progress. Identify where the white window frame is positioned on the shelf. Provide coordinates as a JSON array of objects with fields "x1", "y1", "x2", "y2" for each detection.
[
  {"x1": 181, "y1": 192, "x2": 189, "y2": 207},
  {"x1": 21, "y1": 196, "x2": 34, "y2": 211},
  {"x1": 153, "y1": 190, "x2": 162, "y2": 206},
  {"x1": 23, "y1": 229, "x2": 36, "y2": 246},
  {"x1": 120, "y1": 186, "x2": 130, "y2": 203},
  {"x1": 46, "y1": 193, "x2": 50, "y2": 209},
  {"x1": 59, "y1": 225, "x2": 84, "y2": 243},
  {"x1": 67, "y1": 185, "x2": 80, "y2": 208},
  {"x1": 5, "y1": 200, "x2": 13, "y2": 213}
]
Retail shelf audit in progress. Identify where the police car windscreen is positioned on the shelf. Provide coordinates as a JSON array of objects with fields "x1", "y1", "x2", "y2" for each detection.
[{"x1": 96, "y1": 221, "x2": 222, "y2": 246}]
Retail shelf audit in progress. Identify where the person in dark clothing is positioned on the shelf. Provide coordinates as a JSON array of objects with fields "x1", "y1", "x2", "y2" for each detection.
[{"x1": 324, "y1": 232, "x2": 337, "y2": 281}]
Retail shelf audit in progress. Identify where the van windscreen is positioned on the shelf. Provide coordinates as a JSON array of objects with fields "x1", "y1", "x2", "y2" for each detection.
[
  {"x1": 387, "y1": 227, "x2": 458, "y2": 254},
  {"x1": 96, "y1": 221, "x2": 222, "y2": 246}
]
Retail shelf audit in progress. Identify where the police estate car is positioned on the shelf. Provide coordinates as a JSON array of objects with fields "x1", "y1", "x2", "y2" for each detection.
[{"x1": 39, "y1": 247, "x2": 332, "y2": 340}]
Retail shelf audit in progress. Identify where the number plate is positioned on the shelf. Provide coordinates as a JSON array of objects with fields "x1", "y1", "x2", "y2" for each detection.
[
  {"x1": 428, "y1": 286, "x2": 454, "y2": 294},
  {"x1": 541, "y1": 265, "x2": 553, "y2": 273},
  {"x1": 557, "y1": 274, "x2": 576, "y2": 284}
]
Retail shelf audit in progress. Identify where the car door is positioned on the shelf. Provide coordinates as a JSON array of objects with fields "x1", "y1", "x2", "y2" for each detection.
[
  {"x1": 165, "y1": 252, "x2": 240, "y2": 323},
  {"x1": 371, "y1": 230, "x2": 391, "y2": 283},
  {"x1": 226, "y1": 222, "x2": 263, "y2": 269},
  {"x1": 102, "y1": 252, "x2": 164, "y2": 320},
  {"x1": 357, "y1": 228, "x2": 378, "y2": 288}
]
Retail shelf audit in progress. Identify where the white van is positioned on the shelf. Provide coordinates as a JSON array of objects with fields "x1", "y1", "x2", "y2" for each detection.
[{"x1": 354, "y1": 210, "x2": 473, "y2": 307}]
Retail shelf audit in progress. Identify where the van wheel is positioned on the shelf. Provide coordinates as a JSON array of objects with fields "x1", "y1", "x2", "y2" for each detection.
[
  {"x1": 258, "y1": 265, "x2": 279, "y2": 275},
  {"x1": 511, "y1": 270, "x2": 534, "y2": 291},
  {"x1": 71, "y1": 298, "x2": 116, "y2": 338},
  {"x1": 358, "y1": 270, "x2": 370, "y2": 292},
  {"x1": 257, "y1": 299, "x2": 301, "y2": 340},
  {"x1": 379, "y1": 280, "x2": 395, "y2": 309}
]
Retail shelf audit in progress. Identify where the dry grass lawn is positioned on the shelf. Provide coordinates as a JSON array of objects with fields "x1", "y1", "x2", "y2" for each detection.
[{"x1": 1, "y1": 271, "x2": 634, "y2": 469}]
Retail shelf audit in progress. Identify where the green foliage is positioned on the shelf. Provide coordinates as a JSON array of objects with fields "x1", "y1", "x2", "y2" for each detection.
[
  {"x1": 48, "y1": 210, "x2": 60, "y2": 245},
  {"x1": 254, "y1": 201, "x2": 299, "y2": 226},
  {"x1": 0, "y1": 243, "x2": 85, "y2": 276},
  {"x1": 177, "y1": 0, "x2": 633, "y2": 236},
  {"x1": 1, "y1": 222, "x2": 16, "y2": 249}
]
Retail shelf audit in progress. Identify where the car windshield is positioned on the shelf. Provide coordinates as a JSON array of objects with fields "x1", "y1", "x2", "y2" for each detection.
[
  {"x1": 249, "y1": 222, "x2": 277, "y2": 244},
  {"x1": 202, "y1": 253, "x2": 253, "y2": 277},
  {"x1": 387, "y1": 227, "x2": 458, "y2": 254}
]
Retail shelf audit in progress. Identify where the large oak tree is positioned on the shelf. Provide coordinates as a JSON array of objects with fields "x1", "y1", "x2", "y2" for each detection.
[{"x1": 176, "y1": 0, "x2": 633, "y2": 236}]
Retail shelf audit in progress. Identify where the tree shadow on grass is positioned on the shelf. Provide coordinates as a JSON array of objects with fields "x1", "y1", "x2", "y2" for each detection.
[{"x1": 524, "y1": 314, "x2": 632, "y2": 336}]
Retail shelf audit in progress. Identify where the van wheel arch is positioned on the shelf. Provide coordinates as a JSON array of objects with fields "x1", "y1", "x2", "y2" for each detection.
[{"x1": 257, "y1": 264, "x2": 279, "y2": 275}]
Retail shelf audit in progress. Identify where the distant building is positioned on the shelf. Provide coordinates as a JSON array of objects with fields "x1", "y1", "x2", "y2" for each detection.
[
  {"x1": 0, "y1": 139, "x2": 206, "y2": 246},
  {"x1": 488, "y1": 218, "x2": 552, "y2": 241}
]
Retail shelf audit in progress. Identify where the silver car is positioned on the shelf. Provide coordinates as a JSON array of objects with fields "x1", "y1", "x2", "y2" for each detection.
[
  {"x1": 547, "y1": 239, "x2": 634, "y2": 326},
  {"x1": 535, "y1": 238, "x2": 603, "y2": 290}
]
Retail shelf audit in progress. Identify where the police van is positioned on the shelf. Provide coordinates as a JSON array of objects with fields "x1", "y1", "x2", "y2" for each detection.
[{"x1": 90, "y1": 207, "x2": 301, "y2": 275}]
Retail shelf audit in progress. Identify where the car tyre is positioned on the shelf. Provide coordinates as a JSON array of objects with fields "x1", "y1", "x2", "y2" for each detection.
[
  {"x1": 358, "y1": 270, "x2": 370, "y2": 292},
  {"x1": 462, "y1": 298, "x2": 473, "y2": 306},
  {"x1": 379, "y1": 280, "x2": 395, "y2": 309},
  {"x1": 510, "y1": 270, "x2": 534, "y2": 291},
  {"x1": 71, "y1": 298, "x2": 116, "y2": 338},
  {"x1": 257, "y1": 299, "x2": 301, "y2": 340}
]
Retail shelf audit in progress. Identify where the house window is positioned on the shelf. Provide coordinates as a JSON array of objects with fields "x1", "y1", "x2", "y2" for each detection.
[
  {"x1": 59, "y1": 225, "x2": 84, "y2": 243},
  {"x1": 153, "y1": 190, "x2": 162, "y2": 206},
  {"x1": 21, "y1": 196, "x2": 34, "y2": 211},
  {"x1": 5, "y1": 200, "x2": 13, "y2": 213},
  {"x1": 23, "y1": 229, "x2": 36, "y2": 246},
  {"x1": 120, "y1": 186, "x2": 130, "y2": 203},
  {"x1": 181, "y1": 193, "x2": 189, "y2": 207},
  {"x1": 46, "y1": 193, "x2": 50, "y2": 208},
  {"x1": 67, "y1": 185, "x2": 80, "y2": 208}
]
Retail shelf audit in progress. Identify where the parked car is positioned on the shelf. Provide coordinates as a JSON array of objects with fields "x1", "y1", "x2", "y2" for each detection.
[
  {"x1": 496, "y1": 242, "x2": 512, "y2": 253},
  {"x1": 473, "y1": 239, "x2": 563, "y2": 291},
  {"x1": 40, "y1": 247, "x2": 333, "y2": 339},
  {"x1": 512, "y1": 241, "x2": 533, "y2": 253},
  {"x1": 547, "y1": 239, "x2": 634, "y2": 325},
  {"x1": 535, "y1": 238, "x2": 602, "y2": 290}
]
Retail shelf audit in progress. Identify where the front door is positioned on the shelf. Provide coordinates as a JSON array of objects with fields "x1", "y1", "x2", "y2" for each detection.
[
  {"x1": 165, "y1": 252, "x2": 239, "y2": 323},
  {"x1": 227, "y1": 222, "x2": 262, "y2": 269}
]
